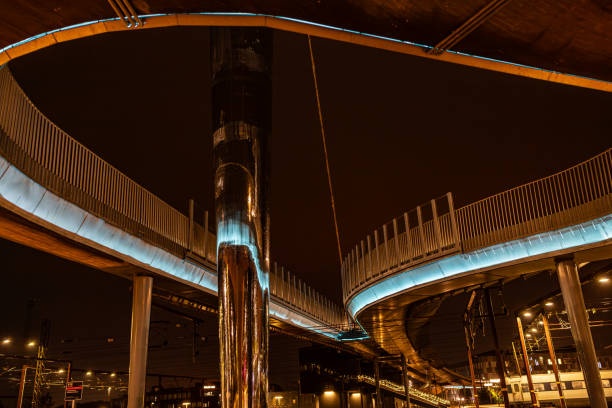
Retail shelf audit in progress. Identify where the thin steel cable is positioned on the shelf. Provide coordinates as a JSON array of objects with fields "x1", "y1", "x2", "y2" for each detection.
[{"x1": 307, "y1": 35, "x2": 343, "y2": 265}]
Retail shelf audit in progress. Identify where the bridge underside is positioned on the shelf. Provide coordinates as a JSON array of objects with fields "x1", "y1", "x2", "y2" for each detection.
[
  {"x1": 1, "y1": 0, "x2": 611, "y2": 84},
  {"x1": 0, "y1": 174, "x2": 386, "y2": 357},
  {"x1": 355, "y1": 238, "x2": 612, "y2": 383}
]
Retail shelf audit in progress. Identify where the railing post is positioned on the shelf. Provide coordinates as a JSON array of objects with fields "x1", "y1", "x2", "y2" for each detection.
[
  {"x1": 188, "y1": 199, "x2": 194, "y2": 252},
  {"x1": 374, "y1": 230, "x2": 380, "y2": 277},
  {"x1": 416, "y1": 206, "x2": 426, "y2": 255},
  {"x1": 360, "y1": 240, "x2": 366, "y2": 283},
  {"x1": 382, "y1": 224, "x2": 390, "y2": 271},
  {"x1": 202, "y1": 210, "x2": 209, "y2": 260},
  {"x1": 392, "y1": 218, "x2": 401, "y2": 266},
  {"x1": 366, "y1": 235, "x2": 373, "y2": 280},
  {"x1": 403, "y1": 213, "x2": 412, "y2": 260},
  {"x1": 431, "y1": 199, "x2": 443, "y2": 251},
  {"x1": 447, "y1": 192, "x2": 459, "y2": 249},
  {"x1": 354, "y1": 247, "x2": 361, "y2": 286}
]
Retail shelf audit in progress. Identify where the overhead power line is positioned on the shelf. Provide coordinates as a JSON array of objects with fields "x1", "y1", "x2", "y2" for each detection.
[{"x1": 307, "y1": 35, "x2": 343, "y2": 266}]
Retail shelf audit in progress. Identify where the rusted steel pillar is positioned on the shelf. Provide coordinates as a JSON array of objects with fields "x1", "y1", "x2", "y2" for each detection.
[
  {"x1": 556, "y1": 258, "x2": 606, "y2": 408},
  {"x1": 541, "y1": 314, "x2": 566, "y2": 408},
  {"x1": 516, "y1": 316, "x2": 539, "y2": 407},
  {"x1": 484, "y1": 288, "x2": 510, "y2": 408},
  {"x1": 211, "y1": 27, "x2": 272, "y2": 408},
  {"x1": 464, "y1": 325, "x2": 479, "y2": 408}
]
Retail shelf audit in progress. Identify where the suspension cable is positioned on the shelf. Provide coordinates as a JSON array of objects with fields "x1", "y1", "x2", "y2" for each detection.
[{"x1": 307, "y1": 35, "x2": 343, "y2": 265}]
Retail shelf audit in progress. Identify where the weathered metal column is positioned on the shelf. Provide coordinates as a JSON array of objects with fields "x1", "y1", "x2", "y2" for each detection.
[
  {"x1": 127, "y1": 275, "x2": 153, "y2": 408},
  {"x1": 464, "y1": 325, "x2": 479, "y2": 408},
  {"x1": 211, "y1": 27, "x2": 272, "y2": 408},
  {"x1": 556, "y1": 258, "x2": 606, "y2": 408},
  {"x1": 541, "y1": 314, "x2": 566, "y2": 408},
  {"x1": 516, "y1": 316, "x2": 538, "y2": 408}
]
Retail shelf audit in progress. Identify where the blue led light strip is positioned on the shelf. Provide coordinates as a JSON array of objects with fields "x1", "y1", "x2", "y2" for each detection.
[{"x1": 346, "y1": 213, "x2": 612, "y2": 317}]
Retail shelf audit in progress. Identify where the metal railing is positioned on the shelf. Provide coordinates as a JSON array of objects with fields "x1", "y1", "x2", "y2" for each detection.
[
  {"x1": 342, "y1": 150, "x2": 612, "y2": 302},
  {"x1": 341, "y1": 194, "x2": 460, "y2": 300},
  {"x1": 0, "y1": 65, "x2": 347, "y2": 331},
  {"x1": 355, "y1": 375, "x2": 450, "y2": 406}
]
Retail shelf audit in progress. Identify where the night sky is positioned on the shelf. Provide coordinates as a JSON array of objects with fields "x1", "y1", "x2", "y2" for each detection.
[{"x1": 1, "y1": 26, "x2": 611, "y2": 400}]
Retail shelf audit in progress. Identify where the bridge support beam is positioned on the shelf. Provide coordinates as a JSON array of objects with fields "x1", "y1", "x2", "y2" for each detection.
[
  {"x1": 556, "y1": 258, "x2": 607, "y2": 408},
  {"x1": 127, "y1": 275, "x2": 153, "y2": 408},
  {"x1": 211, "y1": 27, "x2": 272, "y2": 408}
]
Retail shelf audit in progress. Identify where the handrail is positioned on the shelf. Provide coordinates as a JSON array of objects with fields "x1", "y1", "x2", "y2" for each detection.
[
  {"x1": 0, "y1": 65, "x2": 348, "y2": 331},
  {"x1": 355, "y1": 374, "x2": 450, "y2": 406},
  {"x1": 342, "y1": 149, "x2": 612, "y2": 303}
]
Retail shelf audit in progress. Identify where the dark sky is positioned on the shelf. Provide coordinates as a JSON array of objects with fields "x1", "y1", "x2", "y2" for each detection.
[{"x1": 1, "y1": 26, "x2": 611, "y2": 397}]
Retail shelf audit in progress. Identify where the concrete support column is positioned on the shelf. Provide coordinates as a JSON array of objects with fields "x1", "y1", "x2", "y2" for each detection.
[
  {"x1": 127, "y1": 275, "x2": 153, "y2": 408},
  {"x1": 211, "y1": 27, "x2": 272, "y2": 408},
  {"x1": 556, "y1": 258, "x2": 606, "y2": 408}
]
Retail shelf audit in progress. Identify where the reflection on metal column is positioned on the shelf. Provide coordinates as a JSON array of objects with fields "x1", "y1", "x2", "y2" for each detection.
[
  {"x1": 556, "y1": 258, "x2": 607, "y2": 408},
  {"x1": 127, "y1": 275, "x2": 153, "y2": 408},
  {"x1": 211, "y1": 27, "x2": 272, "y2": 408}
]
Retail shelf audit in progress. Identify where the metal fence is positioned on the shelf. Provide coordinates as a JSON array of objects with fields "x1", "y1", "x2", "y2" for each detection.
[
  {"x1": 342, "y1": 193, "x2": 460, "y2": 299},
  {"x1": 342, "y1": 150, "x2": 612, "y2": 302},
  {"x1": 0, "y1": 65, "x2": 347, "y2": 330},
  {"x1": 355, "y1": 375, "x2": 450, "y2": 406}
]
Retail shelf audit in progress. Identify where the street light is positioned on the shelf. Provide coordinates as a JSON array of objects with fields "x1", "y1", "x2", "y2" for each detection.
[
  {"x1": 545, "y1": 301, "x2": 554, "y2": 307},
  {"x1": 2, "y1": 338, "x2": 10, "y2": 345},
  {"x1": 523, "y1": 311, "x2": 532, "y2": 317},
  {"x1": 598, "y1": 277, "x2": 610, "y2": 283},
  {"x1": 27, "y1": 341, "x2": 36, "y2": 347},
  {"x1": 86, "y1": 371, "x2": 93, "y2": 376}
]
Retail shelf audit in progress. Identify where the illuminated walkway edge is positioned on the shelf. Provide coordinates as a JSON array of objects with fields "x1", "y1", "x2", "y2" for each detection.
[
  {"x1": 346, "y1": 214, "x2": 612, "y2": 317},
  {"x1": 0, "y1": 155, "x2": 339, "y2": 339},
  {"x1": 0, "y1": 13, "x2": 610, "y2": 92}
]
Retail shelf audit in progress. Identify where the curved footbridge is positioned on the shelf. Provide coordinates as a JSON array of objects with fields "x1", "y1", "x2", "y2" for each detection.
[
  {"x1": 341, "y1": 148, "x2": 612, "y2": 383},
  {"x1": 1, "y1": 60, "x2": 611, "y2": 405},
  {"x1": 0, "y1": 64, "x2": 452, "y2": 407},
  {"x1": 0, "y1": 65, "x2": 349, "y2": 341}
]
